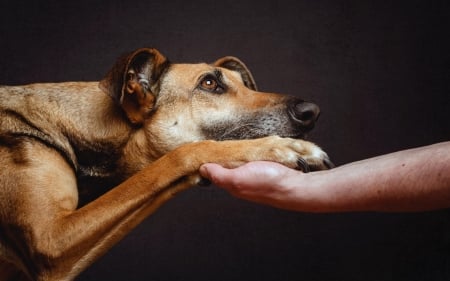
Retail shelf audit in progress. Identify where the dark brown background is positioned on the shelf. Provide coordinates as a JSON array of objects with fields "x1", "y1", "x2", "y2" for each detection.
[{"x1": 1, "y1": 1, "x2": 449, "y2": 280}]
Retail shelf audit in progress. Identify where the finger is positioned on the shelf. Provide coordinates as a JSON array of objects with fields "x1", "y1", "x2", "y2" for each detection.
[
  {"x1": 199, "y1": 163, "x2": 236, "y2": 187},
  {"x1": 199, "y1": 163, "x2": 225, "y2": 180}
]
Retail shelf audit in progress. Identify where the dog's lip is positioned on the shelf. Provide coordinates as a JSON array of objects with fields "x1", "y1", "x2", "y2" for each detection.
[{"x1": 280, "y1": 132, "x2": 307, "y2": 140}]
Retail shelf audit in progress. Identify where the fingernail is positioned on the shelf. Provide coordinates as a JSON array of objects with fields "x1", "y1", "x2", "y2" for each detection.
[{"x1": 199, "y1": 164, "x2": 210, "y2": 178}]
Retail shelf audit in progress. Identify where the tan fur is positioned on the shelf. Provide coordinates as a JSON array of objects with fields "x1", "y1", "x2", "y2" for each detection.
[{"x1": 0, "y1": 48, "x2": 331, "y2": 280}]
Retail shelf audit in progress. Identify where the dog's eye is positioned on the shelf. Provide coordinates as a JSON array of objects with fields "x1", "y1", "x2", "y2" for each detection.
[
  {"x1": 199, "y1": 76, "x2": 225, "y2": 93},
  {"x1": 201, "y1": 78, "x2": 217, "y2": 89}
]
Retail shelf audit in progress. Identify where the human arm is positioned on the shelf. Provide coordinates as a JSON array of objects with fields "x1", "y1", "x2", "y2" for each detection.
[{"x1": 199, "y1": 142, "x2": 450, "y2": 212}]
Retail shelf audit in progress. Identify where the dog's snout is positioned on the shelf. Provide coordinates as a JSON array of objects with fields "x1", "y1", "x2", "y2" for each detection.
[{"x1": 288, "y1": 99, "x2": 320, "y2": 131}]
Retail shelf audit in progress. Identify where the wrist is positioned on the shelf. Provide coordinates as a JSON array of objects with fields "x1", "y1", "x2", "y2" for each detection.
[{"x1": 277, "y1": 169, "x2": 331, "y2": 212}]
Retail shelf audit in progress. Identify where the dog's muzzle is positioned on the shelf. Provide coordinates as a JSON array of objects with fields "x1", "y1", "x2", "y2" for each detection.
[{"x1": 287, "y1": 98, "x2": 321, "y2": 132}]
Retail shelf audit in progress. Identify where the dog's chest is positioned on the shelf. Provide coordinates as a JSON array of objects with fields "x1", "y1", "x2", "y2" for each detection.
[{"x1": 73, "y1": 144, "x2": 126, "y2": 206}]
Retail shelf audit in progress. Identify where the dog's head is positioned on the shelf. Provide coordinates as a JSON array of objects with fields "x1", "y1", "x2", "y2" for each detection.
[{"x1": 100, "y1": 48, "x2": 320, "y2": 155}]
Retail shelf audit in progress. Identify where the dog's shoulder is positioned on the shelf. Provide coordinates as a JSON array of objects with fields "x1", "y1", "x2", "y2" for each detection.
[{"x1": 0, "y1": 82, "x2": 127, "y2": 185}]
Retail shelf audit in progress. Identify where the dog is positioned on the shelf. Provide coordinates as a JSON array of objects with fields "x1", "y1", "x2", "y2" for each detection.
[{"x1": 0, "y1": 47, "x2": 332, "y2": 280}]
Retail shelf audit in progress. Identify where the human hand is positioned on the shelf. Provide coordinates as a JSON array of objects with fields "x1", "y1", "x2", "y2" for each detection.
[
  {"x1": 201, "y1": 142, "x2": 450, "y2": 213},
  {"x1": 199, "y1": 161, "x2": 310, "y2": 210}
]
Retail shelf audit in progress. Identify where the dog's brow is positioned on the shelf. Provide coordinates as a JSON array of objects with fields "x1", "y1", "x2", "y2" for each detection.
[
  {"x1": 197, "y1": 69, "x2": 223, "y2": 82},
  {"x1": 197, "y1": 69, "x2": 225, "y2": 85},
  {"x1": 213, "y1": 69, "x2": 223, "y2": 81},
  {"x1": 216, "y1": 69, "x2": 231, "y2": 88}
]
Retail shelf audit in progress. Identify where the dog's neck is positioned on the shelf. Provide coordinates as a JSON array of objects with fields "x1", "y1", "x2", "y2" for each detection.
[{"x1": 56, "y1": 84, "x2": 161, "y2": 184}]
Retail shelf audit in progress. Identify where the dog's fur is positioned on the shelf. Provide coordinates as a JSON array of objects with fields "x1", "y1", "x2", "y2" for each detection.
[{"x1": 0, "y1": 48, "x2": 331, "y2": 280}]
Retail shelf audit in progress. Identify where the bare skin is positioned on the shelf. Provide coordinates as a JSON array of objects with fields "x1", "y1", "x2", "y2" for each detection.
[{"x1": 200, "y1": 142, "x2": 450, "y2": 212}]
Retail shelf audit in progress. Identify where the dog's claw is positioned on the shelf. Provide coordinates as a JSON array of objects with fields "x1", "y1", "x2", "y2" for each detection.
[
  {"x1": 297, "y1": 154, "x2": 334, "y2": 172},
  {"x1": 296, "y1": 158, "x2": 310, "y2": 173},
  {"x1": 324, "y1": 156, "x2": 335, "y2": 169}
]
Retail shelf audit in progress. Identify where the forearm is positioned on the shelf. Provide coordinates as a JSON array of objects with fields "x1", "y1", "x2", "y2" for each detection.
[{"x1": 297, "y1": 142, "x2": 450, "y2": 212}]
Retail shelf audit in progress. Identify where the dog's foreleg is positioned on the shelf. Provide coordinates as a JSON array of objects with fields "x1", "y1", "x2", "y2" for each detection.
[{"x1": 0, "y1": 136, "x2": 328, "y2": 280}]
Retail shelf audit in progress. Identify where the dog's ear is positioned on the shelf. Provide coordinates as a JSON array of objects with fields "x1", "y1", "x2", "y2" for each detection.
[
  {"x1": 213, "y1": 56, "x2": 258, "y2": 91},
  {"x1": 99, "y1": 48, "x2": 169, "y2": 124}
]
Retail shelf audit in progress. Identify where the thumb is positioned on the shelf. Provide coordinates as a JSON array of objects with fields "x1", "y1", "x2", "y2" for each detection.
[
  {"x1": 199, "y1": 163, "x2": 225, "y2": 180},
  {"x1": 199, "y1": 163, "x2": 236, "y2": 188}
]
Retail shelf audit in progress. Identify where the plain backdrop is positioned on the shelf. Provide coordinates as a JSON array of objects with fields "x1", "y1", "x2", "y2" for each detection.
[{"x1": 1, "y1": 1, "x2": 449, "y2": 280}]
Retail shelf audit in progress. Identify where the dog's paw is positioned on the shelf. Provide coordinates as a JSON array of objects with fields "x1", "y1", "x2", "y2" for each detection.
[
  {"x1": 298, "y1": 149, "x2": 334, "y2": 172},
  {"x1": 255, "y1": 136, "x2": 333, "y2": 172}
]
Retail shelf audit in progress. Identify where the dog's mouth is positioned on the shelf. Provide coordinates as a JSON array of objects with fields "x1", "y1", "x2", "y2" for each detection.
[
  {"x1": 284, "y1": 131, "x2": 309, "y2": 140},
  {"x1": 201, "y1": 123, "x2": 308, "y2": 141}
]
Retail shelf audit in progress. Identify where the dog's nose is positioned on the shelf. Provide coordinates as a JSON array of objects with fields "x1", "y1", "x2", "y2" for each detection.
[{"x1": 287, "y1": 99, "x2": 320, "y2": 131}]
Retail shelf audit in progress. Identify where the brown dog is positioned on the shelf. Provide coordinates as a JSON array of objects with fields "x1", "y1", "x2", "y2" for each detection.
[{"x1": 0, "y1": 48, "x2": 331, "y2": 280}]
